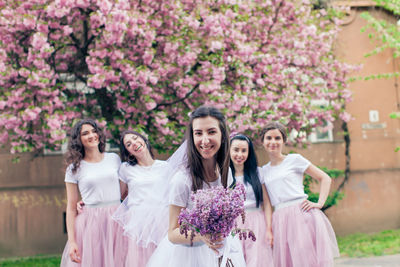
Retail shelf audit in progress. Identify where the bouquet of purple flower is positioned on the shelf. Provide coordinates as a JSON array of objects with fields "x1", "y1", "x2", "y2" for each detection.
[{"x1": 178, "y1": 182, "x2": 256, "y2": 245}]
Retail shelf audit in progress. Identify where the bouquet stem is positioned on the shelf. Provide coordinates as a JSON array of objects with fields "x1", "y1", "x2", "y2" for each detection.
[{"x1": 218, "y1": 256, "x2": 234, "y2": 267}]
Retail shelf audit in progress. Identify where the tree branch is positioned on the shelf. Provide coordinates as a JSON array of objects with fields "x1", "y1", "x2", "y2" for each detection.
[
  {"x1": 153, "y1": 84, "x2": 199, "y2": 110},
  {"x1": 264, "y1": 0, "x2": 284, "y2": 45},
  {"x1": 337, "y1": 121, "x2": 350, "y2": 192}
]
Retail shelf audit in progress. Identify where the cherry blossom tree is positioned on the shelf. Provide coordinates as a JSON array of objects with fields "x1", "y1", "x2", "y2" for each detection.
[{"x1": 0, "y1": 0, "x2": 353, "y2": 153}]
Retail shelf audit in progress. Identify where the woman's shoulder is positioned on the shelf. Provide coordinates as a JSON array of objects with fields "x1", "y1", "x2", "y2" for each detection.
[
  {"x1": 256, "y1": 166, "x2": 263, "y2": 178},
  {"x1": 174, "y1": 166, "x2": 191, "y2": 178},
  {"x1": 286, "y1": 153, "x2": 307, "y2": 162},
  {"x1": 171, "y1": 167, "x2": 191, "y2": 185},
  {"x1": 119, "y1": 161, "x2": 131, "y2": 170},
  {"x1": 65, "y1": 163, "x2": 75, "y2": 175},
  {"x1": 260, "y1": 162, "x2": 271, "y2": 169},
  {"x1": 154, "y1": 159, "x2": 169, "y2": 167},
  {"x1": 104, "y1": 152, "x2": 121, "y2": 164},
  {"x1": 66, "y1": 163, "x2": 74, "y2": 172},
  {"x1": 105, "y1": 152, "x2": 120, "y2": 159},
  {"x1": 65, "y1": 163, "x2": 80, "y2": 182}
]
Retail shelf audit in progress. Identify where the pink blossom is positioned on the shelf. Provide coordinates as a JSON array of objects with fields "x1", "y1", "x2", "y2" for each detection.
[
  {"x1": 155, "y1": 116, "x2": 168, "y2": 125},
  {"x1": 18, "y1": 68, "x2": 30, "y2": 78},
  {"x1": 0, "y1": 132, "x2": 8, "y2": 143},
  {"x1": 22, "y1": 17, "x2": 35, "y2": 29},
  {"x1": 31, "y1": 33, "x2": 47, "y2": 50},
  {"x1": 145, "y1": 101, "x2": 156, "y2": 110},
  {"x1": 210, "y1": 41, "x2": 223, "y2": 52},
  {"x1": 177, "y1": 52, "x2": 197, "y2": 66},
  {"x1": 88, "y1": 74, "x2": 105, "y2": 89},
  {"x1": 0, "y1": 0, "x2": 355, "y2": 153},
  {"x1": 256, "y1": 78, "x2": 265, "y2": 87},
  {"x1": 148, "y1": 75, "x2": 158, "y2": 85},
  {"x1": 143, "y1": 51, "x2": 154, "y2": 65},
  {"x1": 97, "y1": 120, "x2": 107, "y2": 128},
  {"x1": 62, "y1": 26, "x2": 73, "y2": 36},
  {"x1": 22, "y1": 107, "x2": 41, "y2": 121},
  {"x1": 339, "y1": 112, "x2": 352, "y2": 122}
]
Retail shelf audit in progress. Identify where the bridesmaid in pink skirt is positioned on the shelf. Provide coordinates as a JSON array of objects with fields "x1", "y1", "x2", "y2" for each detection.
[
  {"x1": 60, "y1": 119, "x2": 131, "y2": 267},
  {"x1": 260, "y1": 122, "x2": 340, "y2": 267},
  {"x1": 229, "y1": 133, "x2": 274, "y2": 267},
  {"x1": 112, "y1": 130, "x2": 171, "y2": 266}
]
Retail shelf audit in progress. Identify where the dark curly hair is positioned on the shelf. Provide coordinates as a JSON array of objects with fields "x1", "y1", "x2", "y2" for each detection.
[
  {"x1": 120, "y1": 130, "x2": 154, "y2": 166},
  {"x1": 65, "y1": 119, "x2": 106, "y2": 174}
]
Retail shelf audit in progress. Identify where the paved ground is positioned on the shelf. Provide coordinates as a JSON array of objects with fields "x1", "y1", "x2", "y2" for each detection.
[{"x1": 334, "y1": 254, "x2": 400, "y2": 266}]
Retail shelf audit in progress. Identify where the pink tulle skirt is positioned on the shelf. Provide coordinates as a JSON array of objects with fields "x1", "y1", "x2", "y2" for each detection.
[
  {"x1": 272, "y1": 201, "x2": 340, "y2": 267},
  {"x1": 237, "y1": 208, "x2": 274, "y2": 267},
  {"x1": 60, "y1": 203, "x2": 155, "y2": 267}
]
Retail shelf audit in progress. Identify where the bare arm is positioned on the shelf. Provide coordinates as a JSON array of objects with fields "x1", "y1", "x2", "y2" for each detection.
[
  {"x1": 262, "y1": 184, "x2": 273, "y2": 246},
  {"x1": 167, "y1": 204, "x2": 201, "y2": 244},
  {"x1": 119, "y1": 180, "x2": 128, "y2": 201},
  {"x1": 65, "y1": 182, "x2": 81, "y2": 263},
  {"x1": 167, "y1": 204, "x2": 223, "y2": 253},
  {"x1": 302, "y1": 164, "x2": 332, "y2": 211}
]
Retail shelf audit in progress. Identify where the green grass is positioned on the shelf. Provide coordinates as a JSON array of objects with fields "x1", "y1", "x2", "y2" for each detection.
[
  {"x1": 0, "y1": 229, "x2": 399, "y2": 265},
  {"x1": 0, "y1": 255, "x2": 60, "y2": 267},
  {"x1": 337, "y1": 229, "x2": 400, "y2": 257}
]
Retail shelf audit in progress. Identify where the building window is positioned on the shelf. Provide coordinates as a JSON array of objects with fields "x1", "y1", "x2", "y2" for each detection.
[
  {"x1": 309, "y1": 99, "x2": 334, "y2": 143},
  {"x1": 309, "y1": 120, "x2": 334, "y2": 143}
]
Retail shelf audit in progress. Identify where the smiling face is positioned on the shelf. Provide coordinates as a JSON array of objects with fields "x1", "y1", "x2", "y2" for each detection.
[
  {"x1": 230, "y1": 139, "x2": 249, "y2": 167},
  {"x1": 123, "y1": 133, "x2": 147, "y2": 158},
  {"x1": 80, "y1": 124, "x2": 100, "y2": 150},
  {"x1": 192, "y1": 116, "x2": 222, "y2": 160},
  {"x1": 263, "y1": 129, "x2": 284, "y2": 155}
]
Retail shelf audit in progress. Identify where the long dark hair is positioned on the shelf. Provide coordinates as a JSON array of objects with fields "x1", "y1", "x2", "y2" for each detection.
[
  {"x1": 186, "y1": 106, "x2": 230, "y2": 192},
  {"x1": 230, "y1": 134, "x2": 263, "y2": 207},
  {"x1": 119, "y1": 130, "x2": 154, "y2": 166},
  {"x1": 65, "y1": 119, "x2": 106, "y2": 174}
]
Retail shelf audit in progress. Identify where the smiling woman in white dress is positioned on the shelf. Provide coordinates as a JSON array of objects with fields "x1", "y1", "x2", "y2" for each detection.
[
  {"x1": 112, "y1": 130, "x2": 171, "y2": 266},
  {"x1": 146, "y1": 105, "x2": 245, "y2": 267}
]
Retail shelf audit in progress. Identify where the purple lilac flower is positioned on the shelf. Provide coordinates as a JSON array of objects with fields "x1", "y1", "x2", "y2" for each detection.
[{"x1": 178, "y1": 183, "x2": 256, "y2": 244}]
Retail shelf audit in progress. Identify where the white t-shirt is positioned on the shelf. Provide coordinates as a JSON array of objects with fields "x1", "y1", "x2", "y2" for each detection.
[
  {"x1": 65, "y1": 153, "x2": 121, "y2": 205},
  {"x1": 119, "y1": 160, "x2": 169, "y2": 206},
  {"x1": 228, "y1": 168, "x2": 263, "y2": 209},
  {"x1": 261, "y1": 154, "x2": 310, "y2": 207},
  {"x1": 169, "y1": 168, "x2": 222, "y2": 209}
]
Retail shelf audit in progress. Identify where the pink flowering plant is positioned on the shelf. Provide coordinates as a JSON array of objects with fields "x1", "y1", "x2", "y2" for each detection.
[
  {"x1": 178, "y1": 183, "x2": 256, "y2": 246},
  {"x1": 0, "y1": 0, "x2": 357, "y2": 154}
]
